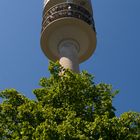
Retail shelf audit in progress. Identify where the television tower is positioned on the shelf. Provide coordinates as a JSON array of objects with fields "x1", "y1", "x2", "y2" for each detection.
[{"x1": 41, "y1": 0, "x2": 96, "y2": 72}]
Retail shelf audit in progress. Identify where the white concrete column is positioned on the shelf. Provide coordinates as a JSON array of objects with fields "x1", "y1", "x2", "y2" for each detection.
[{"x1": 58, "y1": 40, "x2": 80, "y2": 73}]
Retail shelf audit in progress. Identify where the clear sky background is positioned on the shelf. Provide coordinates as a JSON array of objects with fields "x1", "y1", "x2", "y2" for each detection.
[{"x1": 0, "y1": 0, "x2": 140, "y2": 116}]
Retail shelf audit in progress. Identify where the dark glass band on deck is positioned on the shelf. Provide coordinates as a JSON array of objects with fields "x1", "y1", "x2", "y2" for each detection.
[{"x1": 41, "y1": 2, "x2": 96, "y2": 33}]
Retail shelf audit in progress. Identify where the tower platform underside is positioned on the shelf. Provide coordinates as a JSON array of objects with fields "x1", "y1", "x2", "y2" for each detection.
[{"x1": 41, "y1": 17, "x2": 96, "y2": 63}]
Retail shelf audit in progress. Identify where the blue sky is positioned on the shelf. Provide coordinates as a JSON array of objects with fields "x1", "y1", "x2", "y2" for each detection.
[{"x1": 0, "y1": 0, "x2": 140, "y2": 116}]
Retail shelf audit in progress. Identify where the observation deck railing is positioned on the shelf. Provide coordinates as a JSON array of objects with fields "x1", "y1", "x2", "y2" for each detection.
[{"x1": 41, "y1": 2, "x2": 96, "y2": 33}]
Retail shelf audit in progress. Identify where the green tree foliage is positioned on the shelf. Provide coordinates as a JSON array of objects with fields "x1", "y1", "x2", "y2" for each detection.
[{"x1": 0, "y1": 62, "x2": 140, "y2": 140}]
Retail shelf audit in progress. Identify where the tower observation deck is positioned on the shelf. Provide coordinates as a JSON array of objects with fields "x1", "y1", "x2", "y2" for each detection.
[{"x1": 41, "y1": 0, "x2": 96, "y2": 72}]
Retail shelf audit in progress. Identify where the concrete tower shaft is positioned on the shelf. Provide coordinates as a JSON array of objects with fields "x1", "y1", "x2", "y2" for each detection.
[{"x1": 41, "y1": 0, "x2": 96, "y2": 72}]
